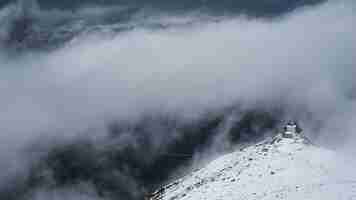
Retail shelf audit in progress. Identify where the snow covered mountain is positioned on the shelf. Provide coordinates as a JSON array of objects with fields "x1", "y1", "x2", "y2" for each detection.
[{"x1": 149, "y1": 126, "x2": 356, "y2": 200}]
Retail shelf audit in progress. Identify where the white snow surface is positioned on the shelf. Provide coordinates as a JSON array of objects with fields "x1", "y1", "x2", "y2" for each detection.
[{"x1": 150, "y1": 133, "x2": 356, "y2": 200}]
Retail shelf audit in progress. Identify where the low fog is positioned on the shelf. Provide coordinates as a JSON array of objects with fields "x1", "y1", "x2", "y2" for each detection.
[{"x1": 0, "y1": 0, "x2": 355, "y2": 199}]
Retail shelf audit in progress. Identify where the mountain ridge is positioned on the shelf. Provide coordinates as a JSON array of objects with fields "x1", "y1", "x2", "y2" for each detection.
[{"x1": 149, "y1": 127, "x2": 356, "y2": 200}]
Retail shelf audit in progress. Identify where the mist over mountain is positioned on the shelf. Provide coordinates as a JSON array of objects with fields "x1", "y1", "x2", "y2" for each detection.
[
  {"x1": 0, "y1": 0, "x2": 326, "y2": 50},
  {"x1": 0, "y1": 0, "x2": 355, "y2": 200},
  {"x1": 1, "y1": 0, "x2": 324, "y2": 14}
]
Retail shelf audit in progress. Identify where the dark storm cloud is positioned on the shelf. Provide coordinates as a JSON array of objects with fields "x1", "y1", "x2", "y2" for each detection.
[
  {"x1": 0, "y1": 0, "x2": 324, "y2": 17},
  {"x1": 0, "y1": 0, "x2": 327, "y2": 51}
]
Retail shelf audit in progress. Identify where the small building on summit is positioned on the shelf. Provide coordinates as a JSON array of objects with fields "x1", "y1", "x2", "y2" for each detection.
[{"x1": 283, "y1": 121, "x2": 302, "y2": 138}]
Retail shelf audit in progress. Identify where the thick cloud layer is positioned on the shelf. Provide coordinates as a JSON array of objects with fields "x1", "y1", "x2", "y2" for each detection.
[
  {"x1": 2, "y1": 0, "x2": 325, "y2": 16},
  {"x1": 0, "y1": 0, "x2": 355, "y2": 199},
  {"x1": 0, "y1": 0, "x2": 327, "y2": 50}
]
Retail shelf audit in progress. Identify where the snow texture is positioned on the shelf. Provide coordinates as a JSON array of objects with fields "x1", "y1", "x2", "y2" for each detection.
[{"x1": 150, "y1": 132, "x2": 356, "y2": 200}]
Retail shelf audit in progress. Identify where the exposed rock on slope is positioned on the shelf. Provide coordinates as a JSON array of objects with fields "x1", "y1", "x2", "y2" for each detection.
[{"x1": 150, "y1": 130, "x2": 356, "y2": 200}]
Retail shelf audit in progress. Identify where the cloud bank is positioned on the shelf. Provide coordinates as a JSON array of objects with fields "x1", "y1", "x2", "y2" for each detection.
[{"x1": 0, "y1": 0, "x2": 355, "y2": 199}]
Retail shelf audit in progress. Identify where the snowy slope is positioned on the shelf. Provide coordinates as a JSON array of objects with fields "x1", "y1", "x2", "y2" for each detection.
[{"x1": 149, "y1": 132, "x2": 356, "y2": 200}]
